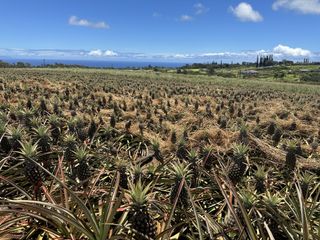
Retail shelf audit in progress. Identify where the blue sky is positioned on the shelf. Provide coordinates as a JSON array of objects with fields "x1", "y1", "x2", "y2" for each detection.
[{"x1": 0, "y1": 0, "x2": 320, "y2": 62}]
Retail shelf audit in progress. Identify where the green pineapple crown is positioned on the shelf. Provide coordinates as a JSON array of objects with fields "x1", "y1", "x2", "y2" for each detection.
[
  {"x1": 263, "y1": 192, "x2": 283, "y2": 209},
  {"x1": 48, "y1": 114, "x2": 60, "y2": 126},
  {"x1": 75, "y1": 117, "x2": 86, "y2": 129},
  {"x1": 33, "y1": 125, "x2": 50, "y2": 139},
  {"x1": 0, "y1": 120, "x2": 6, "y2": 135},
  {"x1": 239, "y1": 123, "x2": 248, "y2": 133},
  {"x1": 151, "y1": 140, "x2": 160, "y2": 151},
  {"x1": 188, "y1": 149, "x2": 198, "y2": 162},
  {"x1": 300, "y1": 171, "x2": 315, "y2": 184},
  {"x1": 8, "y1": 125, "x2": 24, "y2": 140},
  {"x1": 239, "y1": 189, "x2": 256, "y2": 209},
  {"x1": 67, "y1": 117, "x2": 77, "y2": 128},
  {"x1": 128, "y1": 180, "x2": 151, "y2": 206},
  {"x1": 0, "y1": 112, "x2": 7, "y2": 123},
  {"x1": 232, "y1": 143, "x2": 249, "y2": 157},
  {"x1": 131, "y1": 164, "x2": 143, "y2": 176},
  {"x1": 202, "y1": 144, "x2": 214, "y2": 154},
  {"x1": 73, "y1": 146, "x2": 90, "y2": 162},
  {"x1": 19, "y1": 140, "x2": 39, "y2": 159},
  {"x1": 116, "y1": 158, "x2": 128, "y2": 169},
  {"x1": 23, "y1": 108, "x2": 36, "y2": 118},
  {"x1": 30, "y1": 117, "x2": 42, "y2": 128},
  {"x1": 64, "y1": 133, "x2": 77, "y2": 144},
  {"x1": 286, "y1": 140, "x2": 297, "y2": 152},
  {"x1": 169, "y1": 162, "x2": 190, "y2": 180},
  {"x1": 146, "y1": 164, "x2": 157, "y2": 175},
  {"x1": 178, "y1": 138, "x2": 186, "y2": 147},
  {"x1": 255, "y1": 165, "x2": 267, "y2": 180}
]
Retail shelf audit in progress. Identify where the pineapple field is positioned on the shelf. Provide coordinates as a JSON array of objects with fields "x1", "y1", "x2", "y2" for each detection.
[{"x1": 0, "y1": 67, "x2": 319, "y2": 240}]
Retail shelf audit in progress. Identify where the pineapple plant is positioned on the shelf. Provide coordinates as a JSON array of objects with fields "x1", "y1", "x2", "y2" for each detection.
[
  {"x1": 194, "y1": 101, "x2": 199, "y2": 111},
  {"x1": 300, "y1": 172, "x2": 314, "y2": 199},
  {"x1": 32, "y1": 125, "x2": 51, "y2": 153},
  {"x1": 125, "y1": 120, "x2": 132, "y2": 132},
  {"x1": 205, "y1": 102, "x2": 212, "y2": 117},
  {"x1": 310, "y1": 137, "x2": 318, "y2": 153},
  {"x1": 23, "y1": 108, "x2": 36, "y2": 130},
  {"x1": 88, "y1": 119, "x2": 97, "y2": 140},
  {"x1": 26, "y1": 99, "x2": 32, "y2": 109},
  {"x1": 254, "y1": 165, "x2": 267, "y2": 194},
  {"x1": 187, "y1": 149, "x2": 198, "y2": 188},
  {"x1": 139, "y1": 122, "x2": 144, "y2": 136},
  {"x1": 182, "y1": 129, "x2": 188, "y2": 142},
  {"x1": 239, "y1": 189, "x2": 256, "y2": 210},
  {"x1": 200, "y1": 144, "x2": 215, "y2": 171},
  {"x1": 19, "y1": 141, "x2": 43, "y2": 198},
  {"x1": 225, "y1": 190, "x2": 255, "y2": 227},
  {"x1": 39, "y1": 98, "x2": 48, "y2": 115},
  {"x1": 64, "y1": 134, "x2": 77, "y2": 163},
  {"x1": 224, "y1": 206, "x2": 242, "y2": 228},
  {"x1": 145, "y1": 164, "x2": 157, "y2": 182},
  {"x1": 74, "y1": 146, "x2": 91, "y2": 185},
  {"x1": 227, "y1": 144, "x2": 249, "y2": 185},
  {"x1": 295, "y1": 142, "x2": 303, "y2": 156},
  {"x1": 117, "y1": 162, "x2": 129, "y2": 189},
  {"x1": 63, "y1": 134, "x2": 77, "y2": 177},
  {"x1": 48, "y1": 114, "x2": 61, "y2": 144},
  {"x1": 158, "y1": 115, "x2": 163, "y2": 126},
  {"x1": 255, "y1": 116, "x2": 260, "y2": 124},
  {"x1": 127, "y1": 181, "x2": 156, "y2": 239},
  {"x1": 0, "y1": 121, "x2": 11, "y2": 154},
  {"x1": 267, "y1": 122, "x2": 276, "y2": 135},
  {"x1": 284, "y1": 141, "x2": 297, "y2": 174},
  {"x1": 7, "y1": 125, "x2": 24, "y2": 151},
  {"x1": 169, "y1": 162, "x2": 190, "y2": 209},
  {"x1": 130, "y1": 164, "x2": 144, "y2": 184},
  {"x1": 218, "y1": 116, "x2": 227, "y2": 129},
  {"x1": 263, "y1": 192, "x2": 285, "y2": 238},
  {"x1": 32, "y1": 125, "x2": 52, "y2": 173},
  {"x1": 151, "y1": 140, "x2": 163, "y2": 162},
  {"x1": 53, "y1": 101, "x2": 61, "y2": 115},
  {"x1": 67, "y1": 117, "x2": 77, "y2": 133},
  {"x1": 170, "y1": 130, "x2": 177, "y2": 144},
  {"x1": 75, "y1": 118, "x2": 88, "y2": 142},
  {"x1": 30, "y1": 116, "x2": 42, "y2": 129},
  {"x1": 110, "y1": 114, "x2": 116, "y2": 128},
  {"x1": 239, "y1": 124, "x2": 248, "y2": 145},
  {"x1": 272, "y1": 128, "x2": 282, "y2": 146},
  {"x1": 176, "y1": 139, "x2": 188, "y2": 159}
]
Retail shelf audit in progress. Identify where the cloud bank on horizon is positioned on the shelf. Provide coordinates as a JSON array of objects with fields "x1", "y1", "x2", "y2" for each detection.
[{"x1": 0, "y1": 44, "x2": 318, "y2": 62}]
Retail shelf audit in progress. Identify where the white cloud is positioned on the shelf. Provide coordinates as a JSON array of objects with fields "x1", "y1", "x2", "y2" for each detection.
[
  {"x1": 68, "y1": 16, "x2": 109, "y2": 29},
  {"x1": 173, "y1": 54, "x2": 192, "y2": 59},
  {"x1": 273, "y1": 0, "x2": 320, "y2": 14},
  {"x1": 180, "y1": 15, "x2": 193, "y2": 22},
  {"x1": 273, "y1": 44, "x2": 311, "y2": 56},
  {"x1": 104, "y1": 50, "x2": 118, "y2": 56},
  {"x1": 88, "y1": 49, "x2": 118, "y2": 57},
  {"x1": 88, "y1": 49, "x2": 103, "y2": 56},
  {"x1": 194, "y1": 3, "x2": 209, "y2": 15},
  {"x1": 230, "y1": 2, "x2": 263, "y2": 22}
]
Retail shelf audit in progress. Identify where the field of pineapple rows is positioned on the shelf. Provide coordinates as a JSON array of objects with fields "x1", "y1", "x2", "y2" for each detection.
[{"x1": 0, "y1": 68, "x2": 319, "y2": 239}]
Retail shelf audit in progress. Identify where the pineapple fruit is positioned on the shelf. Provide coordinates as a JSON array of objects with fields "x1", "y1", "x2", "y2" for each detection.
[{"x1": 128, "y1": 180, "x2": 156, "y2": 239}]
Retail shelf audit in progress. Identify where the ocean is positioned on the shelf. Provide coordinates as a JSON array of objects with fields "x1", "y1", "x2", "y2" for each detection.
[{"x1": 1, "y1": 58, "x2": 186, "y2": 69}]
